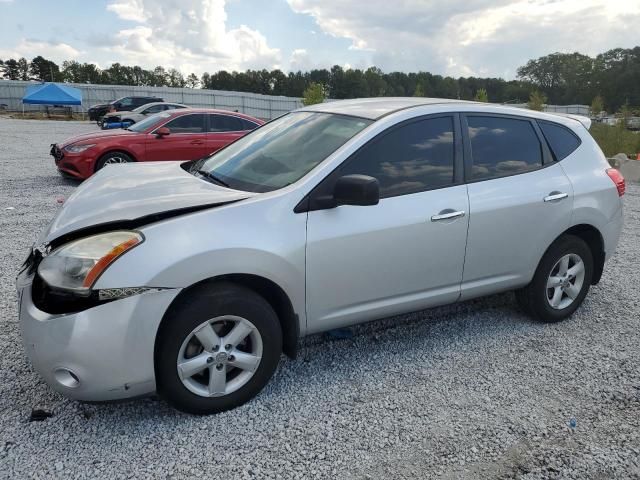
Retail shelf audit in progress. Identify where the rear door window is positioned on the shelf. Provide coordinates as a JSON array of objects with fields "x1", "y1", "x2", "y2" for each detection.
[
  {"x1": 467, "y1": 116, "x2": 543, "y2": 180},
  {"x1": 538, "y1": 121, "x2": 581, "y2": 161},
  {"x1": 209, "y1": 114, "x2": 244, "y2": 132},
  {"x1": 240, "y1": 118, "x2": 260, "y2": 130}
]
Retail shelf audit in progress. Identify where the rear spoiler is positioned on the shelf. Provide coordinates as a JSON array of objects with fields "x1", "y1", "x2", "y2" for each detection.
[{"x1": 548, "y1": 112, "x2": 592, "y2": 130}]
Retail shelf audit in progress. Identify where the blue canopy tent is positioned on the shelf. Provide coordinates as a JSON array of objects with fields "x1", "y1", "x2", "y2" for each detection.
[{"x1": 21, "y1": 82, "x2": 82, "y2": 117}]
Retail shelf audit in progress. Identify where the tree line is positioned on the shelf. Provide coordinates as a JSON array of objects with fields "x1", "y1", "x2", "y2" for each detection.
[{"x1": 2, "y1": 47, "x2": 639, "y2": 112}]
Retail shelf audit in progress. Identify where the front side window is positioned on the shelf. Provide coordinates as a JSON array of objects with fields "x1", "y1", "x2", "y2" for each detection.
[
  {"x1": 164, "y1": 114, "x2": 206, "y2": 133},
  {"x1": 539, "y1": 121, "x2": 581, "y2": 161},
  {"x1": 118, "y1": 97, "x2": 134, "y2": 107},
  {"x1": 127, "y1": 112, "x2": 171, "y2": 132},
  {"x1": 144, "y1": 104, "x2": 166, "y2": 114},
  {"x1": 195, "y1": 112, "x2": 372, "y2": 192},
  {"x1": 335, "y1": 116, "x2": 456, "y2": 198},
  {"x1": 467, "y1": 116, "x2": 543, "y2": 180}
]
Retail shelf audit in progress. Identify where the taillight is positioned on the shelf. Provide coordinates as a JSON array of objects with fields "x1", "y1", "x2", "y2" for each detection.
[{"x1": 606, "y1": 168, "x2": 625, "y2": 197}]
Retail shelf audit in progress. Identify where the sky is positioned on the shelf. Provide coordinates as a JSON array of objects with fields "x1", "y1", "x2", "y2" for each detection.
[{"x1": 0, "y1": 0, "x2": 639, "y2": 79}]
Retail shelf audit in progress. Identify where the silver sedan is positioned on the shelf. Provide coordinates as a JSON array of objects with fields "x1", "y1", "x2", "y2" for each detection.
[{"x1": 101, "y1": 102, "x2": 188, "y2": 127}]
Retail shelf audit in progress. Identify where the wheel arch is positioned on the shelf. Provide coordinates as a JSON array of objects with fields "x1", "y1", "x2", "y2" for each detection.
[
  {"x1": 95, "y1": 149, "x2": 138, "y2": 172},
  {"x1": 561, "y1": 224, "x2": 605, "y2": 285},
  {"x1": 154, "y1": 274, "x2": 299, "y2": 367}
]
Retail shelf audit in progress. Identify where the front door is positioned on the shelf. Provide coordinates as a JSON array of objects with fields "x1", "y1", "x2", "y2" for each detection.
[
  {"x1": 146, "y1": 113, "x2": 209, "y2": 161},
  {"x1": 305, "y1": 115, "x2": 470, "y2": 333}
]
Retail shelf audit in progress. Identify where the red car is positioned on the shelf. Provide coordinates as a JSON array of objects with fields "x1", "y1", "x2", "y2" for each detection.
[{"x1": 50, "y1": 109, "x2": 264, "y2": 179}]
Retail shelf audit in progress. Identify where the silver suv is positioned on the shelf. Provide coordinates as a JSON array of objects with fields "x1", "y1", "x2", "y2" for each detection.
[{"x1": 17, "y1": 98, "x2": 625, "y2": 414}]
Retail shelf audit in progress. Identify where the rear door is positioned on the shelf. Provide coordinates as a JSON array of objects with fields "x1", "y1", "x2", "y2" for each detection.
[
  {"x1": 460, "y1": 114, "x2": 573, "y2": 300},
  {"x1": 145, "y1": 113, "x2": 209, "y2": 161},
  {"x1": 206, "y1": 114, "x2": 247, "y2": 155}
]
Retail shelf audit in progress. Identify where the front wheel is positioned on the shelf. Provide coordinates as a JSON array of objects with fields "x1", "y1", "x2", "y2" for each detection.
[
  {"x1": 516, "y1": 234, "x2": 593, "y2": 323},
  {"x1": 95, "y1": 151, "x2": 133, "y2": 172},
  {"x1": 155, "y1": 283, "x2": 282, "y2": 414}
]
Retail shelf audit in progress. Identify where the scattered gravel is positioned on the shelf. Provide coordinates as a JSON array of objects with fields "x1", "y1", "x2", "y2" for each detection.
[{"x1": 1, "y1": 117, "x2": 639, "y2": 479}]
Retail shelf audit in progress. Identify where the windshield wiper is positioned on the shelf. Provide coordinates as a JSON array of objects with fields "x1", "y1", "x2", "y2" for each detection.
[{"x1": 197, "y1": 170, "x2": 230, "y2": 188}]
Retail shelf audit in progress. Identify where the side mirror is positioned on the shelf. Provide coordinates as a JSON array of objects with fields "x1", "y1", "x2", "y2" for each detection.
[
  {"x1": 155, "y1": 127, "x2": 171, "y2": 137},
  {"x1": 334, "y1": 174, "x2": 379, "y2": 206}
]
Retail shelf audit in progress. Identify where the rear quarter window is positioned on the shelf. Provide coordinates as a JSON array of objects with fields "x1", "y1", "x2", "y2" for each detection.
[{"x1": 538, "y1": 121, "x2": 581, "y2": 161}]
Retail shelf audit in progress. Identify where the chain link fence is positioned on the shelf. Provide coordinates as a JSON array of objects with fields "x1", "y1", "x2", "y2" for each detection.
[{"x1": 0, "y1": 81, "x2": 303, "y2": 120}]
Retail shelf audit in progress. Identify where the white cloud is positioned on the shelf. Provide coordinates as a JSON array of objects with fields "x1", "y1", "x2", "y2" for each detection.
[
  {"x1": 0, "y1": 39, "x2": 81, "y2": 63},
  {"x1": 287, "y1": 0, "x2": 640, "y2": 78},
  {"x1": 289, "y1": 48, "x2": 310, "y2": 70},
  {"x1": 105, "y1": 0, "x2": 281, "y2": 75}
]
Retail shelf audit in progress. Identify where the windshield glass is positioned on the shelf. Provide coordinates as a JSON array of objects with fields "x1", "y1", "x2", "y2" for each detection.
[
  {"x1": 195, "y1": 112, "x2": 372, "y2": 192},
  {"x1": 127, "y1": 112, "x2": 171, "y2": 132}
]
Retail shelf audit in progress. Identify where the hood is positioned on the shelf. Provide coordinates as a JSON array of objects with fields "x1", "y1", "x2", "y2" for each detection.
[
  {"x1": 40, "y1": 162, "x2": 254, "y2": 244},
  {"x1": 59, "y1": 128, "x2": 137, "y2": 147}
]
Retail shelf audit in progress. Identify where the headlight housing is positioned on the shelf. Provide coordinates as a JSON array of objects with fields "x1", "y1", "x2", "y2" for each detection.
[
  {"x1": 64, "y1": 143, "x2": 96, "y2": 153},
  {"x1": 37, "y1": 231, "x2": 143, "y2": 295}
]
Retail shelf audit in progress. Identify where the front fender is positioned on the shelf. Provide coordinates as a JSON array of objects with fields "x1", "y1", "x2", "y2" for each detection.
[{"x1": 94, "y1": 199, "x2": 307, "y2": 331}]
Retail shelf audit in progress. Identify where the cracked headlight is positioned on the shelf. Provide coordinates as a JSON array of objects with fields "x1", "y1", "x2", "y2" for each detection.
[{"x1": 38, "y1": 231, "x2": 143, "y2": 295}]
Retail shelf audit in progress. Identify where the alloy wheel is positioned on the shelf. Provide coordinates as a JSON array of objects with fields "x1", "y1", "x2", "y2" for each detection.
[
  {"x1": 546, "y1": 253, "x2": 585, "y2": 310},
  {"x1": 176, "y1": 315, "x2": 263, "y2": 398},
  {"x1": 103, "y1": 155, "x2": 129, "y2": 165}
]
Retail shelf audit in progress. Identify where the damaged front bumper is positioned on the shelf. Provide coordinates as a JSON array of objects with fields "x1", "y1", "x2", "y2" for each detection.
[{"x1": 17, "y1": 269, "x2": 181, "y2": 402}]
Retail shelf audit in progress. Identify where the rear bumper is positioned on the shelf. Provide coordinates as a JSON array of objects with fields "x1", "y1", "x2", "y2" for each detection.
[
  {"x1": 17, "y1": 270, "x2": 181, "y2": 401},
  {"x1": 603, "y1": 204, "x2": 623, "y2": 260}
]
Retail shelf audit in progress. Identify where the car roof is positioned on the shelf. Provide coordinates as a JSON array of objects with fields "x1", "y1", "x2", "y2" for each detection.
[
  {"x1": 296, "y1": 97, "x2": 592, "y2": 129},
  {"x1": 298, "y1": 97, "x2": 474, "y2": 120},
  {"x1": 167, "y1": 108, "x2": 263, "y2": 123},
  {"x1": 134, "y1": 102, "x2": 187, "y2": 110}
]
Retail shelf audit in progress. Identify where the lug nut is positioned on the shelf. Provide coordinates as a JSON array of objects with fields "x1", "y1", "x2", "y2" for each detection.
[
  {"x1": 216, "y1": 364, "x2": 224, "y2": 370},
  {"x1": 213, "y1": 345, "x2": 219, "y2": 352},
  {"x1": 225, "y1": 344, "x2": 232, "y2": 350},
  {"x1": 228, "y1": 355, "x2": 235, "y2": 362},
  {"x1": 206, "y1": 357, "x2": 213, "y2": 364}
]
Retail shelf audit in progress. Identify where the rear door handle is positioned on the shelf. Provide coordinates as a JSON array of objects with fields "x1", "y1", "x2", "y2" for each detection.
[
  {"x1": 544, "y1": 192, "x2": 568, "y2": 202},
  {"x1": 431, "y1": 210, "x2": 466, "y2": 222},
  {"x1": 190, "y1": 140, "x2": 204, "y2": 145}
]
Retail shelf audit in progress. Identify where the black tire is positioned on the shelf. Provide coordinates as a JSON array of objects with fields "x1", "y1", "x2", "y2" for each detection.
[
  {"x1": 95, "y1": 151, "x2": 133, "y2": 172},
  {"x1": 155, "y1": 282, "x2": 282, "y2": 414},
  {"x1": 516, "y1": 234, "x2": 593, "y2": 323}
]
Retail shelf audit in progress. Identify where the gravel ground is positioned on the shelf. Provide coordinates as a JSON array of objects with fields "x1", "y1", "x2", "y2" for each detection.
[{"x1": 1, "y1": 117, "x2": 639, "y2": 480}]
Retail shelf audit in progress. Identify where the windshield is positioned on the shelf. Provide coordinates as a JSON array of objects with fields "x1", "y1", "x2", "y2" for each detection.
[
  {"x1": 194, "y1": 112, "x2": 372, "y2": 192},
  {"x1": 127, "y1": 112, "x2": 171, "y2": 132}
]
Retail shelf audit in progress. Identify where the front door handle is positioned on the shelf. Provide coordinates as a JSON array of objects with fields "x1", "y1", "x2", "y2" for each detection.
[
  {"x1": 431, "y1": 210, "x2": 466, "y2": 222},
  {"x1": 544, "y1": 192, "x2": 569, "y2": 202},
  {"x1": 190, "y1": 140, "x2": 204, "y2": 145}
]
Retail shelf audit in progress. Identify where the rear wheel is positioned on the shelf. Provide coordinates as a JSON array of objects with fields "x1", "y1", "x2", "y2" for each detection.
[
  {"x1": 95, "y1": 151, "x2": 133, "y2": 172},
  {"x1": 516, "y1": 235, "x2": 593, "y2": 322},
  {"x1": 156, "y1": 283, "x2": 282, "y2": 414}
]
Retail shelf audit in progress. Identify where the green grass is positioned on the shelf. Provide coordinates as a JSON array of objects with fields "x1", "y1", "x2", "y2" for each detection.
[{"x1": 590, "y1": 123, "x2": 640, "y2": 158}]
